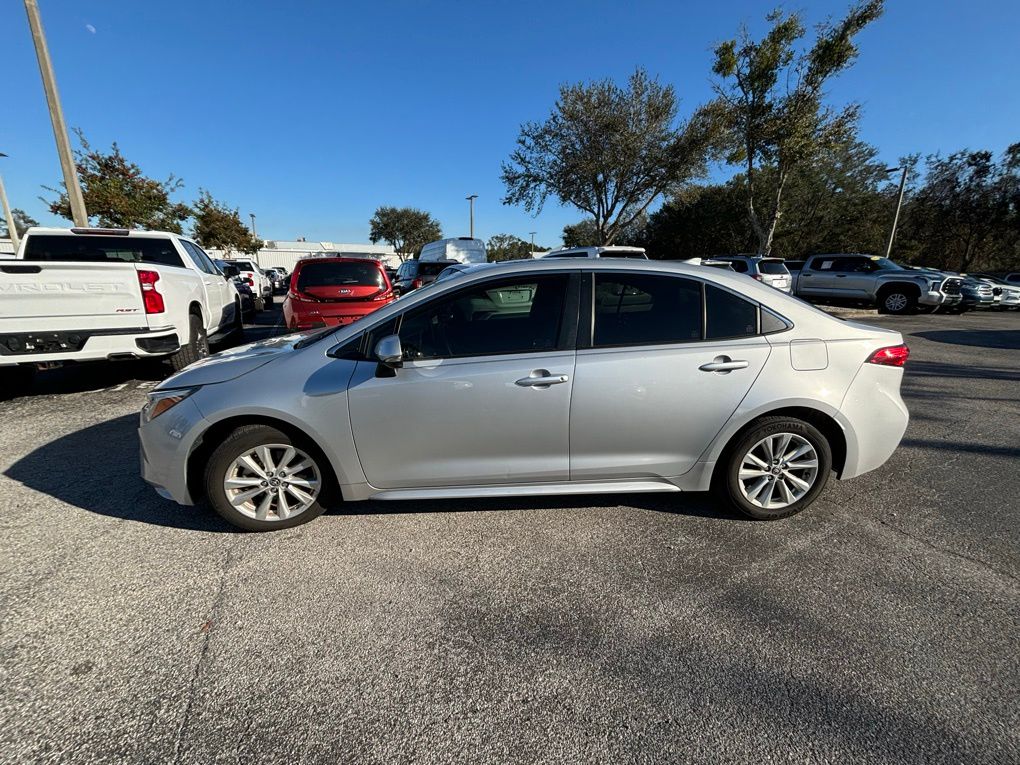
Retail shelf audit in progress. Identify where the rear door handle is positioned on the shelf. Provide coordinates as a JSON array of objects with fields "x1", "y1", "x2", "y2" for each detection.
[
  {"x1": 516, "y1": 370, "x2": 570, "y2": 387},
  {"x1": 699, "y1": 357, "x2": 749, "y2": 373}
]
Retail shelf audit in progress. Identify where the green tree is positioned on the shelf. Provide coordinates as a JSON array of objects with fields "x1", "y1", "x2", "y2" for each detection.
[
  {"x1": 369, "y1": 206, "x2": 442, "y2": 261},
  {"x1": 562, "y1": 214, "x2": 649, "y2": 248},
  {"x1": 0, "y1": 208, "x2": 39, "y2": 239},
  {"x1": 709, "y1": 1, "x2": 884, "y2": 255},
  {"x1": 644, "y1": 183, "x2": 752, "y2": 259},
  {"x1": 502, "y1": 68, "x2": 716, "y2": 246},
  {"x1": 192, "y1": 191, "x2": 262, "y2": 255},
  {"x1": 899, "y1": 145, "x2": 1020, "y2": 272},
  {"x1": 44, "y1": 129, "x2": 191, "y2": 232},
  {"x1": 486, "y1": 233, "x2": 540, "y2": 261}
]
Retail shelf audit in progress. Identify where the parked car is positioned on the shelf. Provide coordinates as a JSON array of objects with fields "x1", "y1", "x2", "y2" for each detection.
[
  {"x1": 712, "y1": 255, "x2": 792, "y2": 293},
  {"x1": 954, "y1": 274, "x2": 998, "y2": 312},
  {"x1": 683, "y1": 258, "x2": 736, "y2": 270},
  {"x1": 282, "y1": 256, "x2": 395, "y2": 330},
  {"x1": 392, "y1": 259, "x2": 460, "y2": 295},
  {"x1": 265, "y1": 268, "x2": 289, "y2": 294},
  {"x1": 383, "y1": 266, "x2": 398, "y2": 285},
  {"x1": 543, "y1": 246, "x2": 648, "y2": 259},
  {"x1": 223, "y1": 258, "x2": 273, "y2": 307},
  {"x1": 219, "y1": 263, "x2": 257, "y2": 322},
  {"x1": 2, "y1": 227, "x2": 242, "y2": 373},
  {"x1": 971, "y1": 274, "x2": 1020, "y2": 309},
  {"x1": 785, "y1": 260, "x2": 805, "y2": 292},
  {"x1": 140, "y1": 258, "x2": 910, "y2": 531},
  {"x1": 419, "y1": 237, "x2": 487, "y2": 264},
  {"x1": 795, "y1": 254, "x2": 963, "y2": 314}
]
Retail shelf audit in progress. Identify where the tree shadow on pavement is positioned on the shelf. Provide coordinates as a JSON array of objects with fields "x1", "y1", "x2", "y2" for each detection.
[{"x1": 4, "y1": 412, "x2": 746, "y2": 532}]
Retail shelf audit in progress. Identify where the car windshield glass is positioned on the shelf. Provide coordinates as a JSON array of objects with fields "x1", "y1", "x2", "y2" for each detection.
[
  {"x1": 758, "y1": 260, "x2": 789, "y2": 275},
  {"x1": 870, "y1": 257, "x2": 903, "y2": 271},
  {"x1": 22, "y1": 235, "x2": 185, "y2": 267},
  {"x1": 298, "y1": 261, "x2": 382, "y2": 289}
]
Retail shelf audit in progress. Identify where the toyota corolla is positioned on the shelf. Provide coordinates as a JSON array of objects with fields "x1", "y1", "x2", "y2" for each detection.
[{"x1": 139, "y1": 259, "x2": 909, "y2": 531}]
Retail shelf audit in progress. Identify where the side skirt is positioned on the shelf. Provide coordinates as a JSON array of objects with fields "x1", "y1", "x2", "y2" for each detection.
[{"x1": 368, "y1": 479, "x2": 683, "y2": 502}]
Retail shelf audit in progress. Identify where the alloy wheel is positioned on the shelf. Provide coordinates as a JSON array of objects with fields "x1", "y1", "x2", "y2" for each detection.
[
  {"x1": 737, "y1": 433, "x2": 819, "y2": 509},
  {"x1": 222, "y1": 443, "x2": 322, "y2": 521},
  {"x1": 884, "y1": 293, "x2": 908, "y2": 312}
]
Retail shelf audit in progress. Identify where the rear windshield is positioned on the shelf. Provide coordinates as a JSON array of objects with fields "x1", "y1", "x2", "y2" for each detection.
[
  {"x1": 417, "y1": 262, "x2": 454, "y2": 276},
  {"x1": 297, "y1": 261, "x2": 383, "y2": 289},
  {"x1": 232, "y1": 261, "x2": 256, "y2": 271},
  {"x1": 758, "y1": 260, "x2": 789, "y2": 275},
  {"x1": 22, "y1": 234, "x2": 185, "y2": 268}
]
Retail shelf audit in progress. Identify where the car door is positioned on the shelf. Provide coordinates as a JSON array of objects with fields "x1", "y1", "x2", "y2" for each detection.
[
  {"x1": 181, "y1": 240, "x2": 235, "y2": 330},
  {"x1": 347, "y1": 272, "x2": 578, "y2": 489},
  {"x1": 838, "y1": 256, "x2": 880, "y2": 297},
  {"x1": 797, "y1": 256, "x2": 842, "y2": 296},
  {"x1": 569, "y1": 272, "x2": 771, "y2": 480}
]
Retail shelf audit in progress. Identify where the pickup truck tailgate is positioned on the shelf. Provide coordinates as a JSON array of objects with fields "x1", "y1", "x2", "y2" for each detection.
[{"x1": 0, "y1": 262, "x2": 147, "y2": 331}]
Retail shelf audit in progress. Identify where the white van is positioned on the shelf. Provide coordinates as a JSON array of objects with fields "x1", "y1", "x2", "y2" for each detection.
[
  {"x1": 418, "y1": 237, "x2": 487, "y2": 264},
  {"x1": 542, "y1": 245, "x2": 648, "y2": 259}
]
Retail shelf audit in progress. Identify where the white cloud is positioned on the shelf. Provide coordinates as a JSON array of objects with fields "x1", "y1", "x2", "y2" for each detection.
[{"x1": 85, "y1": 23, "x2": 96, "y2": 34}]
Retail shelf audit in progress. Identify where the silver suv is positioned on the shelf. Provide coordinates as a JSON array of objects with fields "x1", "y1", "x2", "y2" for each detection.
[{"x1": 714, "y1": 256, "x2": 792, "y2": 293}]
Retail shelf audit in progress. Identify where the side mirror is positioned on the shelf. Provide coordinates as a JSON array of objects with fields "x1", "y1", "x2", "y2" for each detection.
[
  {"x1": 221, "y1": 264, "x2": 239, "y2": 278},
  {"x1": 374, "y1": 334, "x2": 403, "y2": 368}
]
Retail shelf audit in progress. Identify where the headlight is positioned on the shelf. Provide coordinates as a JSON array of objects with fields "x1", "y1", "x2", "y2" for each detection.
[{"x1": 142, "y1": 388, "x2": 197, "y2": 423}]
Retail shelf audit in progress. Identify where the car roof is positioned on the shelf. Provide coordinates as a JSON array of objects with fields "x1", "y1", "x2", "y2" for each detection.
[{"x1": 294, "y1": 256, "x2": 383, "y2": 267}]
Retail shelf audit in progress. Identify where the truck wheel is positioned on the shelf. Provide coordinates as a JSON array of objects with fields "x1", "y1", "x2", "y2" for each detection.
[
  {"x1": 878, "y1": 288, "x2": 917, "y2": 315},
  {"x1": 168, "y1": 314, "x2": 210, "y2": 372}
]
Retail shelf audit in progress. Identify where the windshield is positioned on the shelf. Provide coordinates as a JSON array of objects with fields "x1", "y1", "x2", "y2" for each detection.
[
  {"x1": 22, "y1": 234, "x2": 185, "y2": 268},
  {"x1": 297, "y1": 261, "x2": 383, "y2": 289},
  {"x1": 758, "y1": 260, "x2": 789, "y2": 275},
  {"x1": 870, "y1": 257, "x2": 903, "y2": 271}
]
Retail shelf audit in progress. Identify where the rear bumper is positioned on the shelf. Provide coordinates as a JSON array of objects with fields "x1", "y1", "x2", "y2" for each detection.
[
  {"x1": 0, "y1": 327, "x2": 180, "y2": 366},
  {"x1": 285, "y1": 301, "x2": 392, "y2": 330},
  {"x1": 838, "y1": 364, "x2": 909, "y2": 479}
]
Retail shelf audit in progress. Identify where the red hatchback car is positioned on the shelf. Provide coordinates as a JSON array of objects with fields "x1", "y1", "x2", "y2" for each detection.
[{"x1": 283, "y1": 257, "x2": 396, "y2": 330}]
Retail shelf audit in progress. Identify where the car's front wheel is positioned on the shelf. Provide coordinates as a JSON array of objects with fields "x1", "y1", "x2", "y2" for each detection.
[
  {"x1": 204, "y1": 425, "x2": 331, "y2": 531},
  {"x1": 715, "y1": 417, "x2": 832, "y2": 520}
]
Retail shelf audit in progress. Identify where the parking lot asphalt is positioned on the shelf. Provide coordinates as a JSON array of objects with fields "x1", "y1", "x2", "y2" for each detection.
[{"x1": 1, "y1": 307, "x2": 1018, "y2": 764}]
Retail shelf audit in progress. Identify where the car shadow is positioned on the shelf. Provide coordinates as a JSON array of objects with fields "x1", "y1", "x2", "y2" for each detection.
[
  {"x1": 4, "y1": 413, "x2": 746, "y2": 532},
  {"x1": 910, "y1": 328, "x2": 1020, "y2": 350}
]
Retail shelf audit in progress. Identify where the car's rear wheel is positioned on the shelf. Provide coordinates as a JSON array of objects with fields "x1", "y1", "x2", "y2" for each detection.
[
  {"x1": 715, "y1": 417, "x2": 832, "y2": 520},
  {"x1": 204, "y1": 425, "x2": 331, "y2": 531},
  {"x1": 168, "y1": 313, "x2": 210, "y2": 372}
]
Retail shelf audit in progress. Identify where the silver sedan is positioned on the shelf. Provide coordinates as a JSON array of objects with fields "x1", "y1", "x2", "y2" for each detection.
[{"x1": 139, "y1": 259, "x2": 910, "y2": 531}]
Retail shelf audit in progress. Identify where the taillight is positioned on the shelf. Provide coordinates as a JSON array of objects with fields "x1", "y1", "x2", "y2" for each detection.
[
  {"x1": 244, "y1": 277, "x2": 254, "y2": 286},
  {"x1": 137, "y1": 269, "x2": 165, "y2": 314},
  {"x1": 867, "y1": 344, "x2": 909, "y2": 367},
  {"x1": 751, "y1": 274, "x2": 764, "y2": 281},
  {"x1": 411, "y1": 278, "x2": 423, "y2": 289}
]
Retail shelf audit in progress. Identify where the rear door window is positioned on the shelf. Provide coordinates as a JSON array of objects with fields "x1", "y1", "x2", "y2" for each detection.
[
  {"x1": 592, "y1": 273, "x2": 702, "y2": 347},
  {"x1": 22, "y1": 235, "x2": 186, "y2": 268},
  {"x1": 705, "y1": 284, "x2": 758, "y2": 339}
]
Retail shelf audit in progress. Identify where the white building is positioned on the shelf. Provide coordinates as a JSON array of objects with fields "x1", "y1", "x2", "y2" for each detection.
[{"x1": 209, "y1": 239, "x2": 400, "y2": 271}]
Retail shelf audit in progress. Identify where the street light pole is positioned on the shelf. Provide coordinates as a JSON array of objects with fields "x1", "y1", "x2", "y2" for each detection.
[
  {"x1": 885, "y1": 166, "x2": 908, "y2": 259},
  {"x1": 465, "y1": 195, "x2": 478, "y2": 239},
  {"x1": 24, "y1": 0, "x2": 88, "y2": 227},
  {"x1": 0, "y1": 153, "x2": 19, "y2": 252},
  {"x1": 529, "y1": 231, "x2": 536, "y2": 254}
]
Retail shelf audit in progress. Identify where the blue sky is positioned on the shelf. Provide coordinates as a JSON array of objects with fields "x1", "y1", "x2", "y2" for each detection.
[{"x1": 2, "y1": 0, "x2": 1018, "y2": 246}]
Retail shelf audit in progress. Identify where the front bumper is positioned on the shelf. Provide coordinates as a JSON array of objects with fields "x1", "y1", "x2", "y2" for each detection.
[{"x1": 138, "y1": 396, "x2": 209, "y2": 505}]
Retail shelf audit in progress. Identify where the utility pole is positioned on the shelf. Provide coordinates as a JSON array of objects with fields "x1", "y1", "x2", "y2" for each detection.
[
  {"x1": 529, "y1": 231, "x2": 536, "y2": 253},
  {"x1": 24, "y1": 0, "x2": 88, "y2": 227},
  {"x1": 465, "y1": 194, "x2": 478, "y2": 239},
  {"x1": 0, "y1": 153, "x2": 19, "y2": 251},
  {"x1": 884, "y1": 166, "x2": 908, "y2": 259},
  {"x1": 248, "y1": 213, "x2": 261, "y2": 266}
]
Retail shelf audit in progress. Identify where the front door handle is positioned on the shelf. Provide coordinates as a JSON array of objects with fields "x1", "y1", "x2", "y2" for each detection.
[
  {"x1": 699, "y1": 356, "x2": 749, "y2": 373},
  {"x1": 515, "y1": 370, "x2": 570, "y2": 387}
]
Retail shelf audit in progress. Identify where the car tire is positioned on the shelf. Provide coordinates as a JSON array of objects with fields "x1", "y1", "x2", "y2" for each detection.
[
  {"x1": 203, "y1": 425, "x2": 332, "y2": 531},
  {"x1": 877, "y1": 288, "x2": 918, "y2": 315},
  {"x1": 168, "y1": 313, "x2": 210, "y2": 372},
  {"x1": 714, "y1": 416, "x2": 832, "y2": 520}
]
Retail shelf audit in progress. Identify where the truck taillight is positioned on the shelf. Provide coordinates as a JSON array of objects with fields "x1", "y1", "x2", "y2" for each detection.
[
  {"x1": 244, "y1": 277, "x2": 254, "y2": 286},
  {"x1": 867, "y1": 344, "x2": 909, "y2": 367},
  {"x1": 137, "y1": 270, "x2": 165, "y2": 314},
  {"x1": 411, "y1": 278, "x2": 423, "y2": 289}
]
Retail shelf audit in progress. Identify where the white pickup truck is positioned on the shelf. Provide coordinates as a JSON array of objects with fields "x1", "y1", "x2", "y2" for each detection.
[{"x1": 0, "y1": 227, "x2": 242, "y2": 373}]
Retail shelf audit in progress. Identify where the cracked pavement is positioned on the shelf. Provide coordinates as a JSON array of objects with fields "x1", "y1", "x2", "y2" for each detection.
[{"x1": 1, "y1": 310, "x2": 1018, "y2": 763}]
